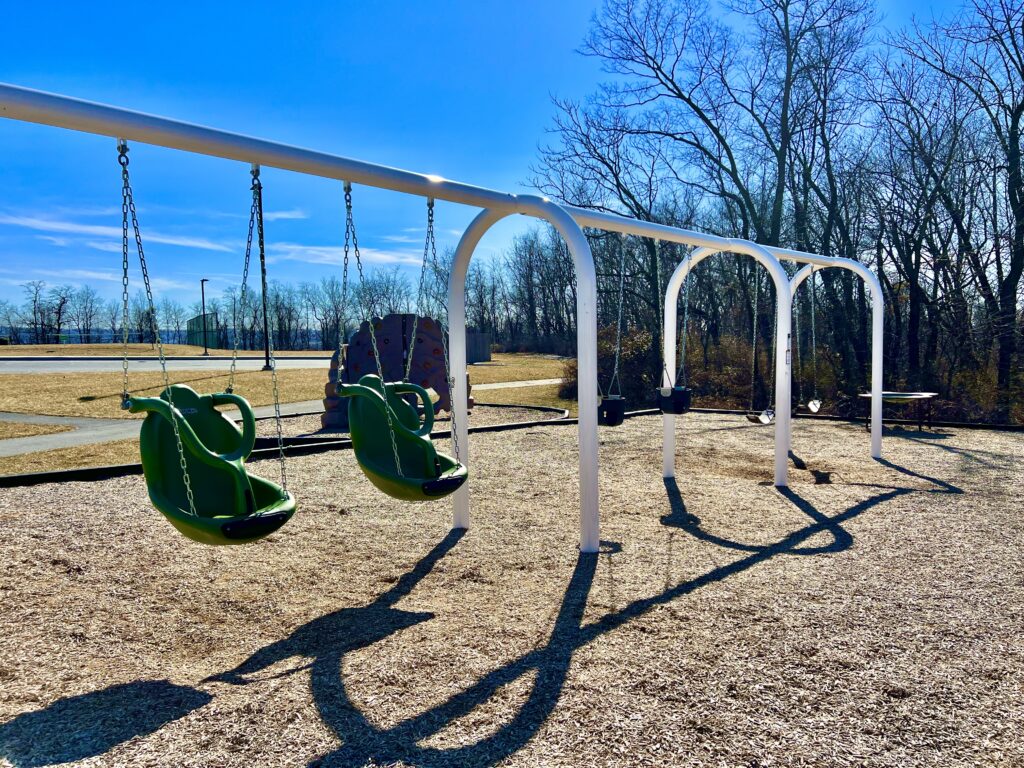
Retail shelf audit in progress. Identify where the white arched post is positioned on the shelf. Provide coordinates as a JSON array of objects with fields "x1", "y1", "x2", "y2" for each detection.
[
  {"x1": 448, "y1": 198, "x2": 600, "y2": 553},
  {"x1": 662, "y1": 247, "x2": 714, "y2": 478},
  {"x1": 662, "y1": 242, "x2": 792, "y2": 487},
  {"x1": 790, "y1": 261, "x2": 884, "y2": 459},
  {"x1": 449, "y1": 209, "x2": 508, "y2": 531}
]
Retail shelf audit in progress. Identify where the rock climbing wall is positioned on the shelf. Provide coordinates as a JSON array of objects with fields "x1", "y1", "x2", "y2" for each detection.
[{"x1": 321, "y1": 314, "x2": 461, "y2": 431}]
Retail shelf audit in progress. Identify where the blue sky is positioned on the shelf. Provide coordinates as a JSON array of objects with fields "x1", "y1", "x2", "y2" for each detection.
[{"x1": 0, "y1": 0, "x2": 958, "y2": 308}]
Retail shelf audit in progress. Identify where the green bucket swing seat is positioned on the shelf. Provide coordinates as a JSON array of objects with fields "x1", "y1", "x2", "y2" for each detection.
[
  {"x1": 128, "y1": 385, "x2": 295, "y2": 545},
  {"x1": 338, "y1": 374, "x2": 467, "y2": 502}
]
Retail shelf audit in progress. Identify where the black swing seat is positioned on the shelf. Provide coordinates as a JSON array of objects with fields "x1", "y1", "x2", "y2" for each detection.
[
  {"x1": 657, "y1": 386, "x2": 692, "y2": 415},
  {"x1": 598, "y1": 395, "x2": 626, "y2": 426}
]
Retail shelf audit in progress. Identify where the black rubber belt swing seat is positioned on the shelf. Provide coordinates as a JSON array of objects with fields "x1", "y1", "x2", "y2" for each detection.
[{"x1": 599, "y1": 234, "x2": 628, "y2": 426}]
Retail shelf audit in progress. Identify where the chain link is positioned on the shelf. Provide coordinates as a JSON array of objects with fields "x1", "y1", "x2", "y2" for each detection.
[
  {"x1": 810, "y1": 267, "x2": 818, "y2": 401},
  {"x1": 119, "y1": 144, "x2": 131, "y2": 404},
  {"x1": 404, "y1": 199, "x2": 433, "y2": 383},
  {"x1": 794, "y1": 278, "x2": 803, "y2": 403},
  {"x1": 768, "y1": 283, "x2": 778, "y2": 407},
  {"x1": 227, "y1": 166, "x2": 259, "y2": 394},
  {"x1": 749, "y1": 267, "x2": 759, "y2": 411},
  {"x1": 118, "y1": 141, "x2": 197, "y2": 517},
  {"x1": 608, "y1": 234, "x2": 627, "y2": 396},
  {"x1": 676, "y1": 252, "x2": 693, "y2": 386},
  {"x1": 421, "y1": 199, "x2": 461, "y2": 464},
  {"x1": 251, "y1": 168, "x2": 289, "y2": 492},
  {"x1": 343, "y1": 182, "x2": 405, "y2": 478}
]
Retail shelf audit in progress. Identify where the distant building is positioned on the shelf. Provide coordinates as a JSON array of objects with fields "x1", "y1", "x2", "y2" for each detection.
[{"x1": 186, "y1": 312, "x2": 219, "y2": 349}]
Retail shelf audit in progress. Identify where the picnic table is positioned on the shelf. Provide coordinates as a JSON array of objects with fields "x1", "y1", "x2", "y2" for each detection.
[{"x1": 859, "y1": 391, "x2": 938, "y2": 431}]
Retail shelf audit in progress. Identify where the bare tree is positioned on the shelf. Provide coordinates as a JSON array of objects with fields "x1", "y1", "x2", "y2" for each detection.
[
  {"x1": 898, "y1": 0, "x2": 1024, "y2": 416},
  {"x1": 70, "y1": 286, "x2": 100, "y2": 344},
  {"x1": 21, "y1": 281, "x2": 47, "y2": 344}
]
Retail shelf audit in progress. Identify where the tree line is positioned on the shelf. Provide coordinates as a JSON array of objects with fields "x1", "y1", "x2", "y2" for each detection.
[
  {"x1": 528, "y1": 0, "x2": 1024, "y2": 422},
  {"x1": 3, "y1": 0, "x2": 1021, "y2": 423},
  {"x1": 0, "y1": 266, "x2": 430, "y2": 351}
]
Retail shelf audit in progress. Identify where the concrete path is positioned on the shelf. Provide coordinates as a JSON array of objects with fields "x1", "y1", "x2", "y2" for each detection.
[{"x1": 0, "y1": 377, "x2": 563, "y2": 457}]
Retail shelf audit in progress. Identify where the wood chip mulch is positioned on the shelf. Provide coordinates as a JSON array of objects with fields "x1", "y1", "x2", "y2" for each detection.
[{"x1": 0, "y1": 414, "x2": 1021, "y2": 767}]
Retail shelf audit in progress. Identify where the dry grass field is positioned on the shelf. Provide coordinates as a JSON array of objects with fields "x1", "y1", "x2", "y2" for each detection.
[
  {"x1": 0, "y1": 354, "x2": 566, "y2": 420},
  {"x1": 0, "y1": 414, "x2": 1020, "y2": 767},
  {"x1": 0, "y1": 370, "x2": 330, "y2": 420},
  {"x1": 475, "y1": 383, "x2": 576, "y2": 415},
  {"x1": 0, "y1": 422, "x2": 70, "y2": 441}
]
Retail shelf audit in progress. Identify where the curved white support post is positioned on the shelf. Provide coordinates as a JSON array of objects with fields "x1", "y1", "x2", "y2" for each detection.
[
  {"x1": 449, "y1": 197, "x2": 600, "y2": 553},
  {"x1": 791, "y1": 261, "x2": 884, "y2": 459},
  {"x1": 663, "y1": 242, "x2": 793, "y2": 487}
]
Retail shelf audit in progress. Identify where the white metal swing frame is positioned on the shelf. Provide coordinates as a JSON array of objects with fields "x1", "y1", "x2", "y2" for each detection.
[
  {"x1": 661, "y1": 247, "x2": 884, "y2": 486},
  {"x1": 0, "y1": 83, "x2": 884, "y2": 554}
]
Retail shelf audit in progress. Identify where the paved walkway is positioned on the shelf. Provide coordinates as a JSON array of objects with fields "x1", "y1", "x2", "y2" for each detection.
[{"x1": 0, "y1": 378, "x2": 563, "y2": 457}]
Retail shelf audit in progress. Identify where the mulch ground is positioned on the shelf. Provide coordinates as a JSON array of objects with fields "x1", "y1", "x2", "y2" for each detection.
[{"x1": 0, "y1": 414, "x2": 1020, "y2": 767}]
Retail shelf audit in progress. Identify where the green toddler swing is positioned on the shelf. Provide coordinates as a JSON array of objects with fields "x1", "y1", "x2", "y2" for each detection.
[
  {"x1": 335, "y1": 184, "x2": 467, "y2": 502},
  {"x1": 117, "y1": 145, "x2": 294, "y2": 545}
]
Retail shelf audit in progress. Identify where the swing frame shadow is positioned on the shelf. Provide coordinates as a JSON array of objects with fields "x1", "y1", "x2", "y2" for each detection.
[{"x1": 1, "y1": 464, "x2": 938, "y2": 768}]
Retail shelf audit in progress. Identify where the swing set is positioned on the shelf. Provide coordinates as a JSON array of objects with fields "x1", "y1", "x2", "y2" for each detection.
[{"x1": 0, "y1": 82, "x2": 886, "y2": 553}]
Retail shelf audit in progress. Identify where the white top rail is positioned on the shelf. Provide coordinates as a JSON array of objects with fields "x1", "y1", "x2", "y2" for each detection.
[
  {"x1": 0, "y1": 83, "x2": 520, "y2": 212},
  {"x1": 0, "y1": 82, "x2": 835, "y2": 267}
]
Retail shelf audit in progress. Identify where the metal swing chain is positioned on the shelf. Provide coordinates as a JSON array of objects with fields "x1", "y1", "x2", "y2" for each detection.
[
  {"x1": 768, "y1": 286, "x2": 778, "y2": 407},
  {"x1": 118, "y1": 140, "x2": 197, "y2": 517},
  {"x1": 420, "y1": 200, "x2": 461, "y2": 465},
  {"x1": 750, "y1": 269, "x2": 760, "y2": 412},
  {"x1": 656, "y1": 240, "x2": 672, "y2": 388},
  {"x1": 404, "y1": 199, "x2": 434, "y2": 383},
  {"x1": 336, "y1": 194, "x2": 350, "y2": 366},
  {"x1": 251, "y1": 168, "x2": 289, "y2": 492},
  {"x1": 119, "y1": 149, "x2": 132, "y2": 403},
  {"x1": 676, "y1": 253, "x2": 693, "y2": 386},
  {"x1": 227, "y1": 165, "x2": 259, "y2": 394},
  {"x1": 810, "y1": 267, "x2": 819, "y2": 401},
  {"x1": 794, "y1": 280, "x2": 803, "y2": 404},
  {"x1": 344, "y1": 182, "x2": 405, "y2": 478},
  {"x1": 608, "y1": 234, "x2": 628, "y2": 396}
]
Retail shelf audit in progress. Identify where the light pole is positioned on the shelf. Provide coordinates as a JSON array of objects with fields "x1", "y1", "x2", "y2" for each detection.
[{"x1": 200, "y1": 278, "x2": 210, "y2": 356}]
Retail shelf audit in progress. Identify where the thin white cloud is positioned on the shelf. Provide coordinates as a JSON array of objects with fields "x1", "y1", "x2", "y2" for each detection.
[
  {"x1": 52, "y1": 205, "x2": 122, "y2": 217},
  {"x1": 34, "y1": 268, "x2": 121, "y2": 282},
  {"x1": 150, "y1": 277, "x2": 191, "y2": 292},
  {"x1": 381, "y1": 234, "x2": 421, "y2": 244},
  {"x1": 36, "y1": 235, "x2": 70, "y2": 247},
  {"x1": 0, "y1": 213, "x2": 233, "y2": 252},
  {"x1": 263, "y1": 209, "x2": 308, "y2": 222},
  {"x1": 84, "y1": 241, "x2": 123, "y2": 254},
  {"x1": 266, "y1": 242, "x2": 422, "y2": 267}
]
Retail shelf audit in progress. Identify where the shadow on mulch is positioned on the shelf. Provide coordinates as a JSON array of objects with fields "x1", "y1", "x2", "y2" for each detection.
[
  {"x1": 0, "y1": 455, "x2": 962, "y2": 768},
  {"x1": 0, "y1": 680, "x2": 211, "y2": 767}
]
